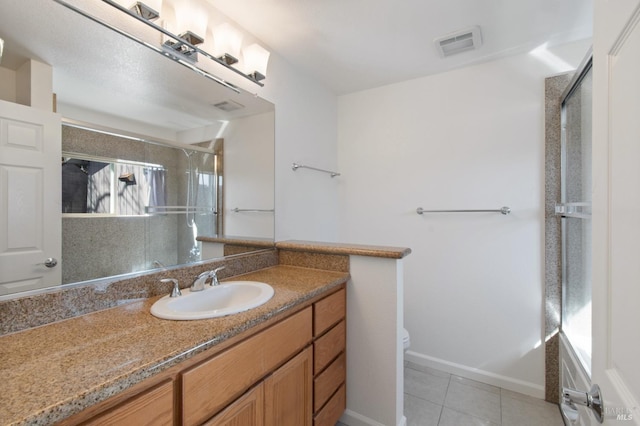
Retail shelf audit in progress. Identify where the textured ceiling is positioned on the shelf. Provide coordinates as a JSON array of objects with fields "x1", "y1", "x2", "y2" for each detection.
[
  {"x1": 0, "y1": 0, "x2": 592, "y2": 129},
  {"x1": 208, "y1": 0, "x2": 593, "y2": 94}
]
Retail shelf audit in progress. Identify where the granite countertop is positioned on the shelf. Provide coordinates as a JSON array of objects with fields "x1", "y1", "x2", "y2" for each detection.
[
  {"x1": 196, "y1": 235, "x2": 276, "y2": 247},
  {"x1": 194, "y1": 237, "x2": 412, "y2": 260},
  {"x1": 0, "y1": 265, "x2": 349, "y2": 426},
  {"x1": 277, "y1": 240, "x2": 412, "y2": 259}
]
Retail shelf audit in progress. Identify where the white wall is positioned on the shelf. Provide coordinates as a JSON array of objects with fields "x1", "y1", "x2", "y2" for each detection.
[
  {"x1": 0, "y1": 66, "x2": 16, "y2": 103},
  {"x1": 223, "y1": 111, "x2": 275, "y2": 237},
  {"x1": 337, "y1": 39, "x2": 591, "y2": 397},
  {"x1": 212, "y1": 45, "x2": 340, "y2": 242},
  {"x1": 258, "y1": 53, "x2": 340, "y2": 242}
]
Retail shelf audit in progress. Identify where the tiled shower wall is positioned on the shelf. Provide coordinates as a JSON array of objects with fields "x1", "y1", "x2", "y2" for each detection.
[
  {"x1": 544, "y1": 73, "x2": 571, "y2": 403},
  {"x1": 62, "y1": 126, "x2": 180, "y2": 283}
]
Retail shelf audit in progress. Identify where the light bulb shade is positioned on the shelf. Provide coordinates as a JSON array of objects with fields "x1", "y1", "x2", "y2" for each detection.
[
  {"x1": 243, "y1": 43, "x2": 270, "y2": 78},
  {"x1": 213, "y1": 23, "x2": 243, "y2": 60},
  {"x1": 174, "y1": 0, "x2": 208, "y2": 40}
]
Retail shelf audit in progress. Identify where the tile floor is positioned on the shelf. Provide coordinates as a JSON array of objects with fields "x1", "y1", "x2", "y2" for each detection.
[
  {"x1": 403, "y1": 362, "x2": 565, "y2": 426},
  {"x1": 338, "y1": 362, "x2": 565, "y2": 426}
]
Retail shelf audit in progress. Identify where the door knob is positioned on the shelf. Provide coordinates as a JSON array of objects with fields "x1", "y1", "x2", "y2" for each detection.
[
  {"x1": 43, "y1": 258, "x2": 58, "y2": 268},
  {"x1": 561, "y1": 384, "x2": 604, "y2": 423}
]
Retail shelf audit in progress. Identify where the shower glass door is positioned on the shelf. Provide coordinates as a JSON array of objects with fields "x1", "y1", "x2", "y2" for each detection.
[{"x1": 558, "y1": 58, "x2": 593, "y2": 376}]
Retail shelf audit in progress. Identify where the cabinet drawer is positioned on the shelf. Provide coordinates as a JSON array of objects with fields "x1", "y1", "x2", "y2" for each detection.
[
  {"x1": 313, "y1": 320, "x2": 345, "y2": 374},
  {"x1": 313, "y1": 289, "x2": 345, "y2": 337},
  {"x1": 313, "y1": 383, "x2": 346, "y2": 426},
  {"x1": 84, "y1": 380, "x2": 174, "y2": 426},
  {"x1": 314, "y1": 351, "x2": 345, "y2": 412},
  {"x1": 182, "y1": 307, "x2": 312, "y2": 426}
]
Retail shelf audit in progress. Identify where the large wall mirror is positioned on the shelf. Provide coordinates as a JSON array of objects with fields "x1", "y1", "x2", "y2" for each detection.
[{"x1": 0, "y1": 0, "x2": 275, "y2": 295}]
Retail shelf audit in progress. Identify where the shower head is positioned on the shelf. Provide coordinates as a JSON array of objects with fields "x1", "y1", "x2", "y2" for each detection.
[{"x1": 118, "y1": 172, "x2": 136, "y2": 185}]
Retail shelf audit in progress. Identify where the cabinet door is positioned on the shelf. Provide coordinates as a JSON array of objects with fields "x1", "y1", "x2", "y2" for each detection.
[
  {"x1": 203, "y1": 384, "x2": 264, "y2": 426},
  {"x1": 182, "y1": 307, "x2": 312, "y2": 425},
  {"x1": 264, "y1": 346, "x2": 312, "y2": 426},
  {"x1": 83, "y1": 380, "x2": 174, "y2": 426}
]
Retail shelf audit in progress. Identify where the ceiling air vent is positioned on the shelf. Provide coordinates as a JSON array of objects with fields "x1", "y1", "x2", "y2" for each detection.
[
  {"x1": 434, "y1": 26, "x2": 482, "y2": 58},
  {"x1": 213, "y1": 100, "x2": 244, "y2": 112}
]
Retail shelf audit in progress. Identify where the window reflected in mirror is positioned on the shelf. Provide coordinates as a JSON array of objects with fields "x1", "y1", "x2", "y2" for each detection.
[{"x1": 62, "y1": 155, "x2": 168, "y2": 215}]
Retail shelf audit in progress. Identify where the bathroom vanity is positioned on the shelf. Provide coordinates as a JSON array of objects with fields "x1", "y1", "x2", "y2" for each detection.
[
  {"x1": 61, "y1": 286, "x2": 346, "y2": 426},
  {"x1": 0, "y1": 242, "x2": 409, "y2": 426}
]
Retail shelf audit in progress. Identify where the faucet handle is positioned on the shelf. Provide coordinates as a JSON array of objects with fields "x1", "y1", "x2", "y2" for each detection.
[
  {"x1": 211, "y1": 266, "x2": 226, "y2": 286},
  {"x1": 161, "y1": 278, "x2": 182, "y2": 297}
]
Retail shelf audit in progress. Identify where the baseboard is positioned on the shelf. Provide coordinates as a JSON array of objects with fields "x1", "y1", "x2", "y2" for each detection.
[
  {"x1": 405, "y1": 350, "x2": 545, "y2": 399},
  {"x1": 339, "y1": 409, "x2": 407, "y2": 426}
]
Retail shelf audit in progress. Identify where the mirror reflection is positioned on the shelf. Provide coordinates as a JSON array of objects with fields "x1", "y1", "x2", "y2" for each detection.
[
  {"x1": 61, "y1": 124, "x2": 222, "y2": 284},
  {"x1": 0, "y1": 0, "x2": 275, "y2": 295}
]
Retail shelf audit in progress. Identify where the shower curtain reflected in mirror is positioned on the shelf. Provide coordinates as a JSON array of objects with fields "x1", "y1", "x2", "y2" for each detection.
[
  {"x1": 145, "y1": 167, "x2": 167, "y2": 208},
  {"x1": 145, "y1": 146, "x2": 220, "y2": 269}
]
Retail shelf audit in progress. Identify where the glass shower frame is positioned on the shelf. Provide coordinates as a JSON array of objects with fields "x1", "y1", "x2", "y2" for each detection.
[{"x1": 558, "y1": 55, "x2": 593, "y2": 377}]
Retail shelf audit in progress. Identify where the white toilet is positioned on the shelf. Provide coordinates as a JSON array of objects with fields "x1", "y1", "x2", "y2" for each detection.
[{"x1": 403, "y1": 328, "x2": 410, "y2": 352}]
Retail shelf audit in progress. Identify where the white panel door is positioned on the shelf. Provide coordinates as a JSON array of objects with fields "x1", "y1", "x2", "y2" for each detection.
[
  {"x1": 0, "y1": 100, "x2": 61, "y2": 295},
  {"x1": 590, "y1": 0, "x2": 640, "y2": 424}
]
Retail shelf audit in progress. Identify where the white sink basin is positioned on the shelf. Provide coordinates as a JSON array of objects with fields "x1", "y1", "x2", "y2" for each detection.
[{"x1": 151, "y1": 281, "x2": 274, "y2": 320}]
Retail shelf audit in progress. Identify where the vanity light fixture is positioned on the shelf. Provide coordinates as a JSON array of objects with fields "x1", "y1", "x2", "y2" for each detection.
[
  {"x1": 213, "y1": 23, "x2": 243, "y2": 66},
  {"x1": 163, "y1": 1, "x2": 207, "y2": 62},
  {"x1": 219, "y1": 53, "x2": 238, "y2": 66},
  {"x1": 0, "y1": 38, "x2": 4, "y2": 64},
  {"x1": 163, "y1": 30, "x2": 204, "y2": 62},
  {"x1": 129, "y1": 1, "x2": 161, "y2": 21},
  {"x1": 57, "y1": 0, "x2": 268, "y2": 88},
  {"x1": 243, "y1": 43, "x2": 270, "y2": 82}
]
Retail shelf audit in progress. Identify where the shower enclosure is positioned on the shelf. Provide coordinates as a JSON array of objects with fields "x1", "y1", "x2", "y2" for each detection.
[
  {"x1": 61, "y1": 125, "x2": 222, "y2": 284},
  {"x1": 557, "y1": 55, "x2": 593, "y2": 377},
  {"x1": 172, "y1": 147, "x2": 222, "y2": 265},
  {"x1": 552, "y1": 52, "x2": 598, "y2": 425}
]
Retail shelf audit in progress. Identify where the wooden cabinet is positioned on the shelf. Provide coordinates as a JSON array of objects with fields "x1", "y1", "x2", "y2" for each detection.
[
  {"x1": 264, "y1": 347, "x2": 313, "y2": 426},
  {"x1": 313, "y1": 288, "x2": 346, "y2": 336},
  {"x1": 314, "y1": 352, "x2": 346, "y2": 412},
  {"x1": 203, "y1": 384, "x2": 264, "y2": 426},
  {"x1": 205, "y1": 346, "x2": 313, "y2": 426},
  {"x1": 182, "y1": 307, "x2": 312, "y2": 425},
  {"x1": 314, "y1": 383, "x2": 346, "y2": 426},
  {"x1": 70, "y1": 285, "x2": 346, "y2": 426},
  {"x1": 314, "y1": 320, "x2": 345, "y2": 374},
  {"x1": 81, "y1": 380, "x2": 174, "y2": 426},
  {"x1": 312, "y1": 288, "x2": 346, "y2": 426},
  {"x1": 194, "y1": 287, "x2": 347, "y2": 426}
]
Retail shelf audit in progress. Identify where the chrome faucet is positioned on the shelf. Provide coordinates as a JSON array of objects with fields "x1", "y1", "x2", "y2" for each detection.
[
  {"x1": 191, "y1": 266, "x2": 226, "y2": 291},
  {"x1": 191, "y1": 271, "x2": 212, "y2": 292}
]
